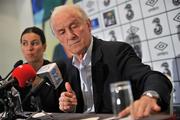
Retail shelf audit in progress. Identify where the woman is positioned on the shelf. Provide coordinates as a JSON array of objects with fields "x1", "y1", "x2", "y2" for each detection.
[
  {"x1": 20, "y1": 26, "x2": 48, "y2": 71},
  {"x1": 19, "y1": 26, "x2": 64, "y2": 112}
]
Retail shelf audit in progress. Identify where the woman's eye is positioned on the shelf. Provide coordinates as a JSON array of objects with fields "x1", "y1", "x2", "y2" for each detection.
[
  {"x1": 22, "y1": 42, "x2": 28, "y2": 46},
  {"x1": 32, "y1": 41, "x2": 40, "y2": 46}
]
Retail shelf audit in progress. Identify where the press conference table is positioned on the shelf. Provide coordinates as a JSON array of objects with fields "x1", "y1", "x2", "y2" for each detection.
[
  {"x1": 0, "y1": 112, "x2": 176, "y2": 120},
  {"x1": 28, "y1": 112, "x2": 176, "y2": 120}
]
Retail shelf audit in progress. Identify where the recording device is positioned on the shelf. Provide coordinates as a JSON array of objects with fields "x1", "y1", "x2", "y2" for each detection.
[
  {"x1": 1, "y1": 60, "x2": 23, "y2": 81},
  {"x1": 0, "y1": 64, "x2": 36, "y2": 90},
  {"x1": 37, "y1": 62, "x2": 63, "y2": 89}
]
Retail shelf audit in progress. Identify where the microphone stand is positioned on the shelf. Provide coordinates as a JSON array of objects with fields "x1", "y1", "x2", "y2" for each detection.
[
  {"x1": 1, "y1": 88, "x2": 29, "y2": 120},
  {"x1": 2, "y1": 90, "x2": 17, "y2": 120},
  {"x1": 0, "y1": 75, "x2": 2, "y2": 81}
]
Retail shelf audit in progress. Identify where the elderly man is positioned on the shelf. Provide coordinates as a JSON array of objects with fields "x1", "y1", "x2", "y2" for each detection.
[{"x1": 50, "y1": 4, "x2": 172, "y2": 119}]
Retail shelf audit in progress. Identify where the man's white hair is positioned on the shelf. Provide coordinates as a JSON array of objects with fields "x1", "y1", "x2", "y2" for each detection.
[{"x1": 49, "y1": 4, "x2": 89, "y2": 35}]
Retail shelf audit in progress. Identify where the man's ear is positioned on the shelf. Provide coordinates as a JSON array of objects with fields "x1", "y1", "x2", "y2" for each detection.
[{"x1": 87, "y1": 19, "x2": 92, "y2": 31}]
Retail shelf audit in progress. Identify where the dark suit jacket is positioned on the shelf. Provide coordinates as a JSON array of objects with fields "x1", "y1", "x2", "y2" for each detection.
[{"x1": 64, "y1": 37, "x2": 172, "y2": 113}]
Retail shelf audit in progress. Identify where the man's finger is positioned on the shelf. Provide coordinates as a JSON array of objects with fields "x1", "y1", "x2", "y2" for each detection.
[
  {"x1": 152, "y1": 104, "x2": 161, "y2": 112},
  {"x1": 118, "y1": 106, "x2": 130, "y2": 118}
]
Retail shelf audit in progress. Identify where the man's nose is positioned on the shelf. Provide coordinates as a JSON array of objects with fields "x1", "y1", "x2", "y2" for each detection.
[{"x1": 66, "y1": 29, "x2": 76, "y2": 39}]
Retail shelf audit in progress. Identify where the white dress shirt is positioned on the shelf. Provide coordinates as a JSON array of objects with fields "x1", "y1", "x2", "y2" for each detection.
[{"x1": 72, "y1": 38, "x2": 95, "y2": 113}]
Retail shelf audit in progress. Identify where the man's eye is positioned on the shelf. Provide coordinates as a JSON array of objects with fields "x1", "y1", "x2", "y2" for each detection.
[
  {"x1": 58, "y1": 30, "x2": 65, "y2": 35},
  {"x1": 71, "y1": 24, "x2": 78, "y2": 29}
]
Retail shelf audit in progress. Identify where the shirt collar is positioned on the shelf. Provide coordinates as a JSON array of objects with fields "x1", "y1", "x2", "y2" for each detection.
[{"x1": 72, "y1": 37, "x2": 93, "y2": 68}]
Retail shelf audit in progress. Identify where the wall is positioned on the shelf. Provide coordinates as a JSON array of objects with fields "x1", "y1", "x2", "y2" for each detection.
[
  {"x1": 75, "y1": 0, "x2": 180, "y2": 108},
  {"x1": 0, "y1": 0, "x2": 33, "y2": 77}
]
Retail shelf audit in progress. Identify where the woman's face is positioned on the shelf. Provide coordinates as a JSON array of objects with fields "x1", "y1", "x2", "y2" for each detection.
[{"x1": 21, "y1": 33, "x2": 46, "y2": 63}]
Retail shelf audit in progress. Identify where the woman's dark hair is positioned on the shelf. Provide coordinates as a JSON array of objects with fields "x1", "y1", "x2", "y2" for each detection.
[{"x1": 20, "y1": 26, "x2": 46, "y2": 44}]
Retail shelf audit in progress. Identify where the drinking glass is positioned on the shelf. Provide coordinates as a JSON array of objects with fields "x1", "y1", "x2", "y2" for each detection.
[{"x1": 110, "y1": 81, "x2": 133, "y2": 119}]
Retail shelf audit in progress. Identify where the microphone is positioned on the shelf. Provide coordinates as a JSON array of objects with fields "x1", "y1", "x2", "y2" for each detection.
[
  {"x1": 22, "y1": 63, "x2": 63, "y2": 104},
  {"x1": 14, "y1": 60, "x2": 23, "y2": 68},
  {"x1": 36, "y1": 62, "x2": 63, "y2": 89},
  {"x1": 0, "y1": 64, "x2": 36, "y2": 90},
  {"x1": 21, "y1": 76, "x2": 48, "y2": 104},
  {"x1": 1, "y1": 60, "x2": 23, "y2": 80}
]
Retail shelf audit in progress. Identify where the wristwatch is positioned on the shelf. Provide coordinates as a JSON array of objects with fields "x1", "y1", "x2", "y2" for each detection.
[{"x1": 142, "y1": 90, "x2": 160, "y2": 99}]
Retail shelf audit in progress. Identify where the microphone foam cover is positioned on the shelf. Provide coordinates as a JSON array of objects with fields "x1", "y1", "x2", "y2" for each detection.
[{"x1": 12, "y1": 64, "x2": 36, "y2": 88}]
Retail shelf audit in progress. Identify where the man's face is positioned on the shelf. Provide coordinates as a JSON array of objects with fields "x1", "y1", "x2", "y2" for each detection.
[{"x1": 52, "y1": 9, "x2": 91, "y2": 56}]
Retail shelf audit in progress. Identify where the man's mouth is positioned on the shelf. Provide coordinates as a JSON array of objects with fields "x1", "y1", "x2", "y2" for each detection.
[{"x1": 68, "y1": 40, "x2": 80, "y2": 46}]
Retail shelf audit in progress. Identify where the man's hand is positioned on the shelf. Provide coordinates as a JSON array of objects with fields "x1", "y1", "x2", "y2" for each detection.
[
  {"x1": 119, "y1": 96, "x2": 161, "y2": 119},
  {"x1": 59, "y1": 82, "x2": 77, "y2": 112}
]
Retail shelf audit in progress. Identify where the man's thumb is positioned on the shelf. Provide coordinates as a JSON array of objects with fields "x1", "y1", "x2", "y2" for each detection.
[{"x1": 65, "y1": 82, "x2": 73, "y2": 93}]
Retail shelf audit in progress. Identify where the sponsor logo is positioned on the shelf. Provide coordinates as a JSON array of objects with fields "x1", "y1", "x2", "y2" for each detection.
[
  {"x1": 145, "y1": 0, "x2": 158, "y2": 7},
  {"x1": 154, "y1": 41, "x2": 168, "y2": 51}
]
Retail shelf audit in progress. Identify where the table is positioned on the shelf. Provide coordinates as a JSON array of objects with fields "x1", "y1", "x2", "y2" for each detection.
[
  {"x1": 0, "y1": 112, "x2": 176, "y2": 120},
  {"x1": 28, "y1": 112, "x2": 176, "y2": 120}
]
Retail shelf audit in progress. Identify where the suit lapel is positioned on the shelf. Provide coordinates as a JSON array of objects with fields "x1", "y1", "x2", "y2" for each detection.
[
  {"x1": 67, "y1": 61, "x2": 84, "y2": 112},
  {"x1": 91, "y1": 37, "x2": 106, "y2": 112}
]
